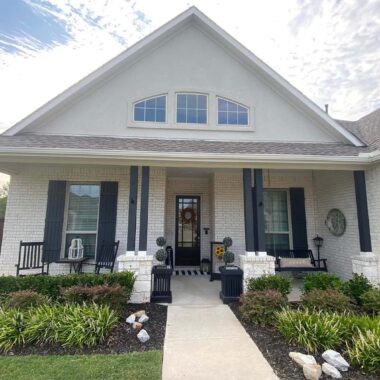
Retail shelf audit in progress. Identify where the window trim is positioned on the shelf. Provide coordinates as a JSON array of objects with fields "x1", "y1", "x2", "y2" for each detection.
[
  {"x1": 216, "y1": 96, "x2": 249, "y2": 127},
  {"x1": 132, "y1": 94, "x2": 168, "y2": 124},
  {"x1": 175, "y1": 92, "x2": 209, "y2": 125},
  {"x1": 61, "y1": 182, "x2": 101, "y2": 260},
  {"x1": 264, "y1": 188, "x2": 293, "y2": 252}
]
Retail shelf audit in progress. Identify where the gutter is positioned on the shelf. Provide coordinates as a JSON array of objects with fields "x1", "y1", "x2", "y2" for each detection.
[{"x1": 0, "y1": 146, "x2": 372, "y2": 169}]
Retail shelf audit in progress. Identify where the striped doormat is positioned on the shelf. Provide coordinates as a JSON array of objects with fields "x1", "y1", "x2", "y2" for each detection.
[{"x1": 174, "y1": 269, "x2": 210, "y2": 276}]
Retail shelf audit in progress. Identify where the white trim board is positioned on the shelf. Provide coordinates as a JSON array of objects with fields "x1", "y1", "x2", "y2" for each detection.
[{"x1": 2, "y1": 7, "x2": 363, "y2": 147}]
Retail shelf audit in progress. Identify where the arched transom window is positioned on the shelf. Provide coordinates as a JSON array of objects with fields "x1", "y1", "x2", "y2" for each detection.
[
  {"x1": 134, "y1": 95, "x2": 166, "y2": 122},
  {"x1": 217, "y1": 97, "x2": 249, "y2": 126}
]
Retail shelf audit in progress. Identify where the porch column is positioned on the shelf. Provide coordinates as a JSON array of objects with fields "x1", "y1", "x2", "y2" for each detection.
[
  {"x1": 352, "y1": 171, "x2": 379, "y2": 284},
  {"x1": 253, "y1": 169, "x2": 266, "y2": 256},
  {"x1": 354, "y1": 171, "x2": 372, "y2": 252},
  {"x1": 243, "y1": 169, "x2": 255, "y2": 255},
  {"x1": 138, "y1": 166, "x2": 150, "y2": 255},
  {"x1": 240, "y1": 168, "x2": 274, "y2": 291},
  {"x1": 127, "y1": 166, "x2": 138, "y2": 254}
]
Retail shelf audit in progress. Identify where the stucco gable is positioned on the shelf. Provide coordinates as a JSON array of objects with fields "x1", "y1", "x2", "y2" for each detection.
[{"x1": 3, "y1": 7, "x2": 362, "y2": 146}]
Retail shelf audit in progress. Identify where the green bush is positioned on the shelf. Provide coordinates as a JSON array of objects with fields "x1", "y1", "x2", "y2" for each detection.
[
  {"x1": 62, "y1": 284, "x2": 126, "y2": 312},
  {"x1": 0, "y1": 303, "x2": 118, "y2": 352},
  {"x1": 240, "y1": 290, "x2": 287, "y2": 326},
  {"x1": 5, "y1": 290, "x2": 48, "y2": 309},
  {"x1": 246, "y1": 275, "x2": 292, "y2": 297},
  {"x1": 276, "y1": 308, "x2": 380, "y2": 355},
  {"x1": 301, "y1": 289, "x2": 354, "y2": 312},
  {"x1": 24, "y1": 304, "x2": 61, "y2": 345},
  {"x1": 276, "y1": 309, "x2": 349, "y2": 353},
  {"x1": 348, "y1": 330, "x2": 380, "y2": 373},
  {"x1": 303, "y1": 273, "x2": 344, "y2": 293},
  {"x1": 0, "y1": 271, "x2": 135, "y2": 300},
  {"x1": 54, "y1": 303, "x2": 118, "y2": 348},
  {"x1": 0, "y1": 308, "x2": 29, "y2": 352},
  {"x1": 361, "y1": 289, "x2": 380, "y2": 315},
  {"x1": 343, "y1": 274, "x2": 372, "y2": 305}
]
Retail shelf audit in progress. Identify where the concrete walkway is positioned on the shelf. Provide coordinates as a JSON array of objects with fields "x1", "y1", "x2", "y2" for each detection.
[{"x1": 162, "y1": 277, "x2": 278, "y2": 380}]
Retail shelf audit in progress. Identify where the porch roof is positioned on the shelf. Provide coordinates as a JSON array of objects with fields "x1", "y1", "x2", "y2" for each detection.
[{"x1": 0, "y1": 134, "x2": 371, "y2": 156}]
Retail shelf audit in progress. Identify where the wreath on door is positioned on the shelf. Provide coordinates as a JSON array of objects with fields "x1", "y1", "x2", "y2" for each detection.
[{"x1": 181, "y1": 207, "x2": 196, "y2": 224}]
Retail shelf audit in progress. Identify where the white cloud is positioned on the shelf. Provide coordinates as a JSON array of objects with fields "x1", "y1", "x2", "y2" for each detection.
[{"x1": 0, "y1": 0, "x2": 379, "y2": 132}]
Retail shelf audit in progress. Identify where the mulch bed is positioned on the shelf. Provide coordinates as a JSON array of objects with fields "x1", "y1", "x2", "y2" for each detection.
[
  {"x1": 4, "y1": 303, "x2": 167, "y2": 356},
  {"x1": 229, "y1": 303, "x2": 379, "y2": 380}
]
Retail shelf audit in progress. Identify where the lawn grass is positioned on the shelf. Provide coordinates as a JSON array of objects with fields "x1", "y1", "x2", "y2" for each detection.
[{"x1": 0, "y1": 351, "x2": 162, "y2": 380}]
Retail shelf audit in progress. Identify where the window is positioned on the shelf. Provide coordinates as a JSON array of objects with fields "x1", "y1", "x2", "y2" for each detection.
[
  {"x1": 177, "y1": 93, "x2": 207, "y2": 124},
  {"x1": 217, "y1": 97, "x2": 248, "y2": 125},
  {"x1": 134, "y1": 95, "x2": 166, "y2": 122},
  {"x1": 264, "y1": 190, "x2": 290, "y2": 254},
  {"x1": 64, "y1": 184, "x2": 100, "y2": 258}
]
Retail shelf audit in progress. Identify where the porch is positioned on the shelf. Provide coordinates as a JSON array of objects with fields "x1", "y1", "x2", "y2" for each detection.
[{"x1": 0, "y1": 163, "x2": 378, "y2": 302}]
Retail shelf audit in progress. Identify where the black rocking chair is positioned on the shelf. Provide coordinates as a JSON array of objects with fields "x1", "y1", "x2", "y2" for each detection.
[
  {"x1": 16, "y1": 241, "x2": 49, "y2": 276},
  {"x1": 92, "y1": 241, "x2": 120, "y2": 274}
]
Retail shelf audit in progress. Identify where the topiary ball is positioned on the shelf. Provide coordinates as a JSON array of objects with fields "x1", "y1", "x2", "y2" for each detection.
[
  {"x1": 156, "y1": 236, "x2": 166, "y2": 247},
  {"x1": 222, "y1": 237, "x2": 233, "y2": 248},
  {"x1": 223, "y1": 251, "x2": 235, "y2": 265},
  {"x1": 156, "y1": 248, "x2": 167, "y2": 262}
]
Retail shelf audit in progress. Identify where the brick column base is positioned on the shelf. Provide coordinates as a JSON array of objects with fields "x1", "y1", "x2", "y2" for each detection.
[
  {"x1": 352, "y1": 252, "x2": 380, "y2": 285},
  {"x1": 239, "y1": 254, "x2": 275, "y2": 292},
  {"x1": 117, "y1": 254, "x2": 153, "y2": 303}
]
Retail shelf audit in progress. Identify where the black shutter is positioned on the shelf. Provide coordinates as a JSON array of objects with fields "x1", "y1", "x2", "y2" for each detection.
[
  {"x1": 97, "y1": 182, "x2": 118, "y2": 255},
  {"x1": 289, "y1": 187, "x2": 308, "y2": 250},
  {"x1": 43, "y1": 181, "x2": 66, "y2": 263}
]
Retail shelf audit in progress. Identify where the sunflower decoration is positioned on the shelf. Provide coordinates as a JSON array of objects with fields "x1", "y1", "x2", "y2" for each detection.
[{"x1": 214, "y1": 245, "x2": 225, "y2": 260}]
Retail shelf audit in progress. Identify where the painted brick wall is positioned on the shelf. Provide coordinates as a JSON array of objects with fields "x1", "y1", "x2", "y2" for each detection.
[
  {"x1": 314, "y1": 170, "x2": 360, "y2": 280},
  {"x1": 0, "y1": 164, "x2": 165, "y2": 275},
  {"x1": 165, "y1": 177, "x2": 211, "y2": 264}
]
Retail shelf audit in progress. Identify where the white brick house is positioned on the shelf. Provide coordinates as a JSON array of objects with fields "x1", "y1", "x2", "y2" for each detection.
[{"x1": 0, "y1": 7, "x2": 379, "y2": 302}]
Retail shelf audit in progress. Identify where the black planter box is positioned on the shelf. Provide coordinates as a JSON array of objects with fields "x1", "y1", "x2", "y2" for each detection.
[
  {"x1": 219, "y1": 266, "x2": 243, "y2": 304},
  {"x1": 150, "y1": 265, "x2": 173, "y2": 303}
]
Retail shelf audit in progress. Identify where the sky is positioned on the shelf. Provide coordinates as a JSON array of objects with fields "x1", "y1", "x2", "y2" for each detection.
[{"x1": 0, "y1": 0, "x2": 379, "y2": 136}]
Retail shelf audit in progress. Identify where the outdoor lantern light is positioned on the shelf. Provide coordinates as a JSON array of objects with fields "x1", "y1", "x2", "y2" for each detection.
[
  {"x1": 68, "y1": 238, "x2": 84, "y2": 260},
  {"x1": 313, "y1": 235, "x2": 324, "y2": 267}
]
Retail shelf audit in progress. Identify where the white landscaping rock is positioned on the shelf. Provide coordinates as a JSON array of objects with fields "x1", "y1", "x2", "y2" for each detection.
[
  {"x1": 289, "y1": 352, "x2": 317, "y2": 367},
  {"x1": 303, "y1": 364, "x2": 322, "y2": 380},
  {"x1": 135, "y1": 310, "x2": 146, "y2": 318},
  {"x1": 126, "y1": 314, "x2": 136, "y2": 324},
  {"x1": 137, "y1": 329, "x2": 150, "y2": 343},
  {"x1": 138, "y1": 314, "x2": 149, "y2": 323},
  {"x1": 322, "y1": 362, "x2": 342, "y2": 378},
  {"x1": 322, "y1": 350, "x2": 349, "y2": 372}
]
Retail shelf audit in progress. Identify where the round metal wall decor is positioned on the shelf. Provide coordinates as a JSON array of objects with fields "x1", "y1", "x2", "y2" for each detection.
[{"x1": 325, "y1": 208, "x2": 346, "y2": 236}]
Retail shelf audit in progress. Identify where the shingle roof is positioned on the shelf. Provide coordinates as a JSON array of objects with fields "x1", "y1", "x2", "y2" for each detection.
[
  {"x1": 0, "y1": 134, "x2": 370, "y2": 156},
  {"x1": 337, "y1": 108, "x2": 380, "y2": 150}
]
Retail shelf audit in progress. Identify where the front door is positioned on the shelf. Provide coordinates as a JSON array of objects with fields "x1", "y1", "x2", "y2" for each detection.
[{"x1": 175, "y1": 196, "x2": 201, "y2": 266}]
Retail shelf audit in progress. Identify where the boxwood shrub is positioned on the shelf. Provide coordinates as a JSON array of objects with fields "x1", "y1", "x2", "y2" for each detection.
[
  {"x1": 342, "y1": 274, "x2": 372, "y2": 305},
  {"x1": 246, "y1": 274, "x2": 292, "y2": 297},
  {"x1": 361, "y1": 288, "x2": 380, "y2": 315},
  {"x1": 303, "y1": 273, "x2": 344, "y2": 293},
  {"x1": 0, "y1": 271, "x2": 135, "y2": 301}
]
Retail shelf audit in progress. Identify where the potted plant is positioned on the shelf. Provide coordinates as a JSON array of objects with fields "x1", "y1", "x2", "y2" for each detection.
[
  {"x1": 219, "y1": 237, "x2": 243, "y2": 304},
  {"x1": 151, "y1": 237, "x2": 173, "y2": 303}
]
